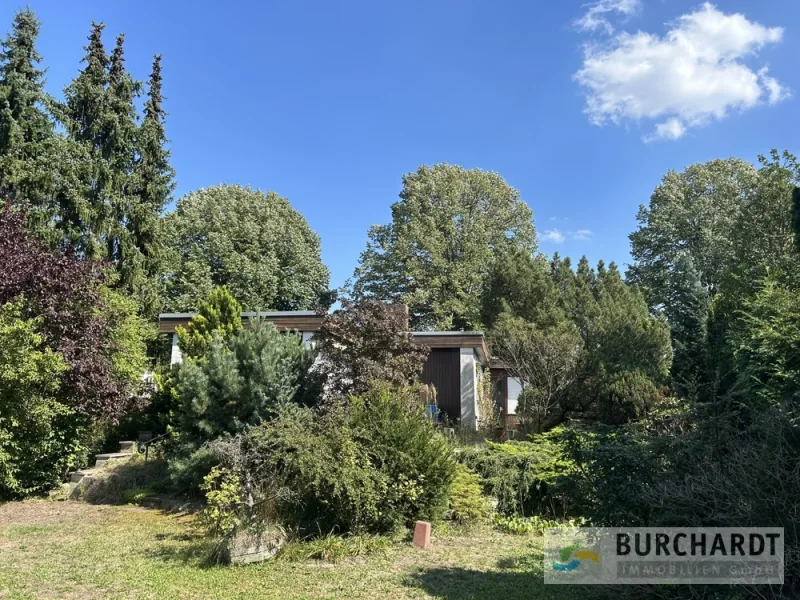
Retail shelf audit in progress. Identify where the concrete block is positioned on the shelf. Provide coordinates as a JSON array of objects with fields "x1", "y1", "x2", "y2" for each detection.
[
  {"x1": 413, "y1": 521, "x2": 431, "y2": 549},
  {"x1": 68, "y1": 474, "x2": 93, "y2": 499},
  {"x1": 119, "y1": 441, "x2": 136, "y2": 454},
  {"x1": 69, "y1": 471, "x2": 89, "y2": 484}
]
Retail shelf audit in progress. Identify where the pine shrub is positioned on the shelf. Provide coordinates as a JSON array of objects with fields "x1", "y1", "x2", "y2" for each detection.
[{"x1": 447, "y1": 463, "x2": 490, "y2": 525}]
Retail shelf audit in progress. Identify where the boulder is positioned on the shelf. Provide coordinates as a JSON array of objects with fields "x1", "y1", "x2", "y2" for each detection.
[{"x1": 223, "y1": 528, "x2": 286, "y2": 565}]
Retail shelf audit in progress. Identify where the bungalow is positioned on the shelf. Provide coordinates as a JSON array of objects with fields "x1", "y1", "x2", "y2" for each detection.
[{"x1": 158, "y1": 311, "x2": 519, "y2": 431}]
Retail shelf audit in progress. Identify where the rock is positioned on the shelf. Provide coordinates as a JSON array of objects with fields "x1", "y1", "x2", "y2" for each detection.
[{"x1": 223, "y1": 528, "x2": 286, "y2": 565}]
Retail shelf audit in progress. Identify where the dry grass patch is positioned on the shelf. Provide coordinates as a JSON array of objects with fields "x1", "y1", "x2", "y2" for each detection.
[{"x1": 0, "y1": 500, "x2": 587, "y2": 599}]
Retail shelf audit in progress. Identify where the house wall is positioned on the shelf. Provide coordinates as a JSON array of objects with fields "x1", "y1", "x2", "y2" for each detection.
[{"x1": 420, "y1": 348, "x2": 460, "y2": 422}]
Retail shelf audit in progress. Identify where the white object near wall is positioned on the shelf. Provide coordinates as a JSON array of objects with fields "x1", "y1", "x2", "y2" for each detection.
[
  {"x1": 170, "y1": 333, "x2": 182, "y2": 365},
  {"x1": 459, "y1": 347, "x2": 479, "y2": 430},
  {"x1": 507, "y1": 377, "x2": 522, "y2": 415}
]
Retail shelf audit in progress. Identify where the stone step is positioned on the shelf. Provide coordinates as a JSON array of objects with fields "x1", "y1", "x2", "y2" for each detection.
[
  {"x1": 95, "y1": 451, "x2": 134, "y2": 461},
  {"x1": 68, "y1": 470, "x2": 95, "y2": 497},
  {"x1": 119, "y1": 441, "x2": 136, "y2": 454},
  {"x1": 69, "y1": 470, "x2": 91, "y2": 484},
  {"x1": 94, "y1": 452, "x2": 134, "y2": 468}
]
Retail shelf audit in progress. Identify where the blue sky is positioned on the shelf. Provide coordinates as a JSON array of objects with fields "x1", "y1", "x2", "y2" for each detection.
[{"x1": 5, "y1": 1, "x2": 799, "y2": 289}]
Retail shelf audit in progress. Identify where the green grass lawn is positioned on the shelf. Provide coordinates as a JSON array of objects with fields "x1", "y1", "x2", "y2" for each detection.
[{"x1": 0, "y1": 500, "x2": 588, "y2": 599}]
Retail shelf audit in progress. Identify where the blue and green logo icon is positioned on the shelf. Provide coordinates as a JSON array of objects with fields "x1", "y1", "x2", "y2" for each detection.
[{"x1": 552, "y1": 543, "x2": 600, "y2": 572}]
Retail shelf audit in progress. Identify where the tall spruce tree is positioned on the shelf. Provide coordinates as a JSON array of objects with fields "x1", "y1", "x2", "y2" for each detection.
[
  {"x1": 59, "y1": 21, "x2": 110, "y2": 258},
  {"x1": 59, "y1": 24, "x2": 169, "y2": 314},
  {"x1": 0, "y1": 10, "x2": 57, "y2": 227},
  {"x1": 663, "y1": 254, "x2": 709, "y2": 398},
  {"x1": 104, "y1": 33, "x2": 139, "y2": 278},
  {"x1": 132, "y1": 54, "x2": 174, "y2": 315}
]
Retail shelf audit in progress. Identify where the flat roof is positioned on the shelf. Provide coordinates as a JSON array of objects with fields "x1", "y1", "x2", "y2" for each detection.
[
  {"x1": 160, "y1": 311, "x2": 319, "y2": 319},
  {"x1": 158, "y1": 311, "x2": 490, "y2": 364},
  {"x1": 412, "y1": 331, "x2": 484, "y2": 337},
  {"x1": 158, "y1": 310, "x2": 325, "y2": 334}
]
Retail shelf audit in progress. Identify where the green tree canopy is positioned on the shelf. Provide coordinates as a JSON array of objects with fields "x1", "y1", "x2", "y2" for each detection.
[
  {"x1": 487, "y1": 254, "x2": 671, "y2": 427},
  {"x1": 353, "y1": 164, "x2": 536, "y2": 331},
  {"x1": 0, "y1": 297, "x2": 73, "y2": 499},
  {"x1": 628, "y1": 157, "x2": 759, "y2": 309},
  {"x1": 164, "y1": 185, "x2": 330, "y2": 312}
]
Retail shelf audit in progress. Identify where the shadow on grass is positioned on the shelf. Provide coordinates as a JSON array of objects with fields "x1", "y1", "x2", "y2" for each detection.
[
  {"x1": 144, "y1": 531, "x2": 221, "y2": 568},
  {"x1": 408, "y1": 567, "x2": 568, "y2": 600}
]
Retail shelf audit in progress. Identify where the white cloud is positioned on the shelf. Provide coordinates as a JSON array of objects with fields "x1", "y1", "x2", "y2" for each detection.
[
  {"x1": 760, "y1": 68, "x2": 791, "y2": 105},
  {"x1": 574, "y1": 3, "x2": 788, "y2": 141},
  {"x1": 543, "y1": 229, "x2": 566, "y2": 244},
  {"x1": 570, "y1": 229, "x2": 593, "y2": 241},
  {"x1": 576, "y1": 0, "x2": 640, "y2": 34},
  {"x1": 644, "y1": 118, "x2": 687, "y2": 142}
]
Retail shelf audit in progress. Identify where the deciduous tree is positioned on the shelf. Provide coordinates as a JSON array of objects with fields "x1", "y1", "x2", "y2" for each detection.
[
  {"x1": 314, "y1": 299, "x2": 428, "y2": 399},
  {"x1": 353, "y1": 164, "x2": 536, "y2": 330},
  {"x1": 164, "y1": 185, "x2": 330, "y2": 312}
]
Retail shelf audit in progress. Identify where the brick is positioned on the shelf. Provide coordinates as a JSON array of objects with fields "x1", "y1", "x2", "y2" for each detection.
[{"x1": 413, "y1": 521, "x2": 431, "y2": 549}]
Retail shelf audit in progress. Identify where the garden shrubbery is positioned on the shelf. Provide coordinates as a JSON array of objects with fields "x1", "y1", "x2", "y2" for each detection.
[
  {"x1": 167, "y1": 316, "x2": 318, "y2": 489},
  {"x1": 204, "y1": 385, "x2": 456, "y2": 537},
  {"x1": 446, "y1": 464, "x2": 490, "y2": 525},
  {"x1": 459, "y1": 429, "x2": 574, "y2": 518},
  {"x1": 0, "y1": 209, "x2": 151, "y2": 500}
]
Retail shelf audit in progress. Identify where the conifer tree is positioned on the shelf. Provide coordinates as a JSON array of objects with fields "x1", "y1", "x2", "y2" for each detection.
[
  {"x1": 665, "y1": 254, "x2": 710, "y2": 397},
  {"x1": 0, "y1": 9, "x2": 57, "y2": 225},
  {"x1": 132, "y1": 54, "x2": 174, "y2": 314},
  {"x1": 104, "y1": 33, "x2": 139, "y2": 274},
  {"x1": 59, "y1": 21, "x2": 110, "y2": 258},
  {"x1": 177, "y1": 287, "x2": 243, "y2": 360}
]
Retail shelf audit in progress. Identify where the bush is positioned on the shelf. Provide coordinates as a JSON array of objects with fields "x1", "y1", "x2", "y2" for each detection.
[
  {"x1": 459, "y1": 429, "x2": 574, "y2": 517},
  {"x1": 447, "y1": 464, "x2": 490, "y2": 525},
  {"x1": 350, "y1": 384, "x2": 457, "y2": 526},
  {"x1": 168, "y1": 317, "x2": 318, "y2": 488},
  {"x1": 559, "y1": 424, "x2": 657, "y2": 526},
  {"x1": 0, "y1": 297, "x2": 84, "y2": 499},
  {"x1": 206, "y1": 385, "x2": 457, "y2": 537},
  {"x1": 244, "y1": 404, "x2": 389, "y2": 535}
]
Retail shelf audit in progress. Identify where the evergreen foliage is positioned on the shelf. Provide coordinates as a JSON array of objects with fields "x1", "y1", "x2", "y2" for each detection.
[
  {"x1": 169, "y1": 318, "x2": 317, "y2": 487},
  {"x1": 447, "y1": 464, "x2": 490, "y2": 525},
  {"x1": 486, "y1": 252, "x2": 671, "y2": 428},
  {"x1": 0, "y1": 12, "x2": 173, "y2": 316},
  {"x1": 0, "y1": 9, "x2": 55, "y2": 210},
  {"x1": 459, "y1": 433, "x2": 574, "y2": 518},
  {"x1": 176, "y1": 287, "x2": 243, "y2": 360},
  {"x1": 215, "y1": 385, "x2": 457, "y2": 535}
]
